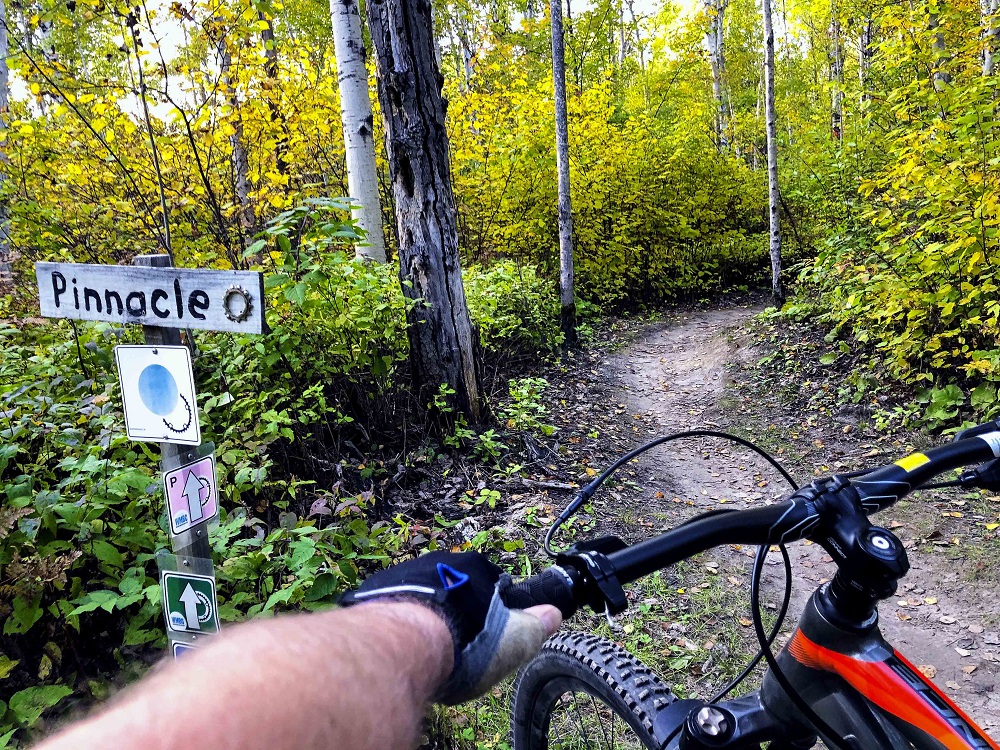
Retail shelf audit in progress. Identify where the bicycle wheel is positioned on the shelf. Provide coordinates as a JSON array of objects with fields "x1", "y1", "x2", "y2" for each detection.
[{"x1": 511, "y1": 631, "x2": 680, "y2": 750}]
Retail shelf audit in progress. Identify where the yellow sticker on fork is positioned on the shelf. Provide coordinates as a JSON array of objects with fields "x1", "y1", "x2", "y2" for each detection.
[{"x1": 896, "y1": 453, "x2": 931, "y2": 472}]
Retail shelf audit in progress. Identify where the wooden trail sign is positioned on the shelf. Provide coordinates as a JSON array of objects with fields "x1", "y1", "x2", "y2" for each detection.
[
  {"x1": 34, "y1": 253, "x2": 267, "y2": 658},
  {"x1": 35, "y1": 261, "x2": 265, "y2": 334}
]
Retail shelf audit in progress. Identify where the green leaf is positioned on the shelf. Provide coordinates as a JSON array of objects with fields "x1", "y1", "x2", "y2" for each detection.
[
  {"x1": 262, "y1": 586, "x2": 297, "y2": 612},
  {"x1": 8, "y1": 685, "x2": 73, "y2": 727},
  {"x1": 4, "y1": 595, "x2": 42, "y2": 635},
  {"x1": 68, "y1": 590, "x2": 121, "y2": 616},
  {"x1": 304, "y1": 572, "x2": 337, "y2": 602},
  {"x1": 0, "y1": 443, "x2": 17, "y2": 474},
  {"x1": 92, "y1": 540, "x2": 123, "y2": 568},
  {"x1": 0, "y1": 656, "x2": 19, "y2": 679},
  {"x1": 819, "y1": 352, "x2": 838, "y2": 365},
  {"x1": 285, "y1": 282, "x2": 307, "y2": 306},
  {"x1": 971, "y1": 383, "x2": 997, "y2": 410}
]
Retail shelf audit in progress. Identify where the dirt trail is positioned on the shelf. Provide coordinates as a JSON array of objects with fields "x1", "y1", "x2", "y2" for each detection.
[{"x1": 606, "y1": 306, "x2": 1000, "y2": 732}]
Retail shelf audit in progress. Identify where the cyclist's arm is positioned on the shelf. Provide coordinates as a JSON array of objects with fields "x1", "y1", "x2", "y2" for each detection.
[{"x1": 35, "y1": 601, "x2": 477, "y2": 750}]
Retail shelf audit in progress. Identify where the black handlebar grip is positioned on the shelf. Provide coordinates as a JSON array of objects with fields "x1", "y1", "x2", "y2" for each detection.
[{"x1": 502, "y1": 568, "x2": 578, "y2": 619}]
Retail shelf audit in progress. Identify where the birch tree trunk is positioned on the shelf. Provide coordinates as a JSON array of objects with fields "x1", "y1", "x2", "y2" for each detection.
[
  {"x1": 455, "y1": 10, "x2": 475, "y2": 88},
  {"x1": 618, "y1": 0, "x2": 628, "y2": 68},
  {"x1": 704, "y1": 0, "x2": 730, "y2": 149},
  {"x1": 930, "y1": 9, "x2": 950, "y2": 89},
  {"x1": 552, "y1": 0, "x2": 577, "y2": 347},
  {"x1": 626, "y1": 0, "x2": 649, "y2": 106},
  {"x1": 259, "y1": 11, "x2": 288, "y2": 175},
  {"x1": 859, "y1": 18, "x2": 874, "y2": 106},
  {"x1": 331, "y1": 0, "x2": 387, "y2": 263},
  {"x1": 830, "y1": 0, "x2": 844, "y2": 139},
  {"x1": 762, "y1": 0, "x2": 783, "y2": 303},
  {"x1": 0, "y1": 0, "x2": 10, "y2": 277},
  {"x1": 216, "y1": 40, "x2": 255, "y2": 241},
  {"x1": 364, "y1": 0, "x2": 482, "y2": 422},
  {"x1": 985, "y1": 0, "x2": 999, "y2": 75}
]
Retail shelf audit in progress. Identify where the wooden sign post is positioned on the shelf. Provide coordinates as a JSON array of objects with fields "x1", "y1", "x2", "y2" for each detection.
[{"x1": 35, "y1": 254, "x2": 266, "y2": 656}]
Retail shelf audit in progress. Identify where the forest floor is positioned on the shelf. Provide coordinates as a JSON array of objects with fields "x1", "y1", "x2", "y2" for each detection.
[{"x1": 440, "y1": 301, "x2": 1000, "y2": 743}]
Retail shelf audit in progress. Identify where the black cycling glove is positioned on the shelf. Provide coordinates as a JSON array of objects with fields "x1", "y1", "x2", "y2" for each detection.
[{"x1": 339, "y1": 551, "x2": 556, "y2": 705}]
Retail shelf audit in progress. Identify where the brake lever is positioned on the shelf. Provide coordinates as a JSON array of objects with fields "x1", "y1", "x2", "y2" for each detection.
[
  {"x1": 958, "y1": 458, "x2": 1000, "y2": 492},
  {"x1": 556, "y1": 536, "x2": 630, "y2": 616}
]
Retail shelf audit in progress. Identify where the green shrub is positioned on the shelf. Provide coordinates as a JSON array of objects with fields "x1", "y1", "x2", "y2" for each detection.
[
  {"x1": 462, "y1": 261, "x2": 563, "y2": 358},
  {"x1": 0, "y1": 203, "x2": 573, "y2": 743}
]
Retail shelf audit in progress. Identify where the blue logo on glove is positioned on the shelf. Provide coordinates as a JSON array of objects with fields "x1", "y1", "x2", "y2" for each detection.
[{"x1": 437, "y1": 563, "x2": 470, "y2": 591}]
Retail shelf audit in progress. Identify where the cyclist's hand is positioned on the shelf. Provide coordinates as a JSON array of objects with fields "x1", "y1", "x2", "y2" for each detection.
[{"x1": 339, "y1": 551, "x2": 562, "y2": 704}]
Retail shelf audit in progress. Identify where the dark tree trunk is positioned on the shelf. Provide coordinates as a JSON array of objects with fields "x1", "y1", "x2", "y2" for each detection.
[{"x1": 365, "y1": 0, "x2": 482, "y2": 423}]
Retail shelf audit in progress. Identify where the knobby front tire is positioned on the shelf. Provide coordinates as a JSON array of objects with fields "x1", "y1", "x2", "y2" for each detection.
[{"x1": 511, "y1": 631, "x2": 680, "y2": 750}]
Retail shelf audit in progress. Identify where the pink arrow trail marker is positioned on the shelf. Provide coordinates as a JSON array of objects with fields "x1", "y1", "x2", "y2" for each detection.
[{"x1": 162, "y1": 455, "x2": 218, "y2": 535}]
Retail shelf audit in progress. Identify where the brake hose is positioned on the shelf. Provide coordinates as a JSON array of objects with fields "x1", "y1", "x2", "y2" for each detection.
[
  {"x1": 751, "y1": 546, "x2": 859, "y2": 750},
  {"x1": 544, "y1": 429, "x2": 799, "y2": 556},
  {"x1": 545, "y1": 429, "x2": 800, "y2": 705}
]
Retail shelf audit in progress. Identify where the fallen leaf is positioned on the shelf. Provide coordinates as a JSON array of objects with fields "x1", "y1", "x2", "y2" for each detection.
[
  {"x1": 924, "y1": 597, "x2": 938, "y2": 605},
  {"x1": 969, "y1": 624, "x2": 984, "y2": 634},
  {"x1": 738, "y1": 617, "x2": 753, "y2": 627},
  {"x1": 946, "y1": 681, "x2": 961, "y2": 690},
  {"x1": 916, "y1": 664, "x2": 937, "y2": 678},
  {"x1": 955, "y1": 647, "x2": 972, "y2": 657},
  {"x1": 939, "y1": 615, "x2": 957, "y2": 624},
  {"x1": 962, "y1": 665, "x2": 977, "y2": 675}
]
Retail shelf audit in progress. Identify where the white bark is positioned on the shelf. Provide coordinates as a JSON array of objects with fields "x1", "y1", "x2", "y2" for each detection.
[
  {"x1": 216, "y1": 40, "x2": 255, "y2": 239},
  {"x1": 258, "y1": 11, "x2": 288, "y2": 175},
  {"x1": 859, "y1": 18, "x2": 873, "y2": 105},
  {"x1": 618, "y1": 0, "x2": 628, "y2": 67},
  {"x1": 830, "y1": 1, "x2": 843, "y2": 139},
  {"x1": 985, "y1": 0, "x2": 999, "y2": 75},
  {"x1": 762, "y1": 0, "x2": 783, "y2": 303},
  {"x1": 704, "y1": 0, "x2": 730, "y2": 149},
  {"x1": 331, "y1": 0, "x2": 386, "y2": 263},
  {"x1": 930, "y1": 11, "x2": 950, "y2": 89},
  {"x1": 455, "y1": 9, "x2": 475, "y2": 88},
  {"x1": 551, "y1": 0, "x2": 576, "y2": 346},
  {"x1": 625, "y1": 0, "x2": 649, "y2": 105},
  {"x1": 0, "y1": 0, "x2": 10, "y2": 271}
]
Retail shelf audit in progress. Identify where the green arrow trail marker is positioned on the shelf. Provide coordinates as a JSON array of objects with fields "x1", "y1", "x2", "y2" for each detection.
[{"x1": 162, "y1": 571, "x2": 219, "y2": 634}]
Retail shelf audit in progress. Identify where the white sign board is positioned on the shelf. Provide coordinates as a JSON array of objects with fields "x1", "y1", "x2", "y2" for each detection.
[
  {"x1": 162, "y1": 454, "x2": 218, "y2": 535},
  {"x1": 114, "y1": 345, "x2": 201, "y2": 445},
  {"x1": 35, "y1": 261, "x2": 265, "y2": 333}
]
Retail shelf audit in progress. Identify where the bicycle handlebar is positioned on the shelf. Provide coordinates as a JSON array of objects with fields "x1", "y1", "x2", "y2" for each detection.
[{"x1": 502, "y1": 426, "x2": 1000, "y2": 618}]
